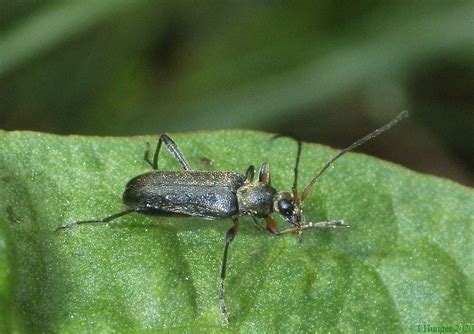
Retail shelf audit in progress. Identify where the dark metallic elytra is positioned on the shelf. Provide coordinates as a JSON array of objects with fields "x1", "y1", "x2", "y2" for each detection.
[
  {"x1": 56, "y1": 111, "x2": 408, "y2": 323},
  {"x1": 123, "y1": 171, "x2": 245, "y2": 219}
]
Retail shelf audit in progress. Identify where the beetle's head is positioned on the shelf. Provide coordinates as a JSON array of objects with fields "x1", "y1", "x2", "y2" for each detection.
[
  {"x1": 273, "y1": 191, "x2": 303, "y2": 226},
  {"x1": 270, "y1": 112, "x2": 408, "y2": 232}
]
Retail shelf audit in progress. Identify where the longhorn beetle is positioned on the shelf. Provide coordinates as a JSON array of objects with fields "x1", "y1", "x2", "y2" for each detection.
[{"x1": 57, "y1": 111, "x2": 408, "y2": 322}]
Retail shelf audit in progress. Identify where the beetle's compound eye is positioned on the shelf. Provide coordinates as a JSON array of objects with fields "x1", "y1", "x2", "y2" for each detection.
[
  {"x1": 274, "y1": 192, "x2": 295, "y2": 217},
  {"x1": 277, "y1": 198, "x2": 294, "y2": 215}
]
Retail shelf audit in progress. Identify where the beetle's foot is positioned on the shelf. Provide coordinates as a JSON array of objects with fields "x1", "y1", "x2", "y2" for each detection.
[
  {"x1": 219, "y1": 278, "x2": 230, "y2": 325},
  {"x1": 276, "y1": 219, "x2": 349, "y2": 235},
  {"x1": 55, "y1": 222, "x2": 77, "y2": 232},
  {"x1": 307, "y1": 220, "x2": 350, "y2": 229},
  {"x1": 220, "y1": 303, "x2": 229, "y2": 325}
]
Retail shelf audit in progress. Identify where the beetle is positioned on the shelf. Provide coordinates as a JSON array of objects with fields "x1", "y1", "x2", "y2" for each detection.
[{"x1": 57, "y1": 111, "x2": 408, "y2": 322}]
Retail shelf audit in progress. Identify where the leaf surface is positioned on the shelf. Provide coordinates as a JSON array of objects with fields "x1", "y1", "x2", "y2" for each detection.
[{"x1": 0, "y1": 130, "x2": 472, "y2": 332}]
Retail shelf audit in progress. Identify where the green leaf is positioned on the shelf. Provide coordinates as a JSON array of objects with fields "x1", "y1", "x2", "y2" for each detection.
[{"x1": 0, "y1": 130, "x2": 472, "y2": 332}]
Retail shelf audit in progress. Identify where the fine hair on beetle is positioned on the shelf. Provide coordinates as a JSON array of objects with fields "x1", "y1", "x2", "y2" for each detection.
[{"x1": 56, "y1": 111, "x2": 408, "y2": 323}]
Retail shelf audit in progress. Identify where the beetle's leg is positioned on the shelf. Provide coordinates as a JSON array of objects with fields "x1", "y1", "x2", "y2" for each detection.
[
  {"x1": 144, "y1": 142, "x2": 154, "y2": 168},
  {"x1": 263, "y1": 216, "x2": 348, "y2": 236},
  {"x1": 275, "y1": 220, "x2": 349, "y2": 235},
  {"x1": 220, "y1": 217, "x2": 239, "y2": 323},
  {"x1": 245, "y1": 165, "x2": 255, "y2": 182},
  {"x1": 55, "y1": 208, "x2": 142, "y2": 232},
  {"x1": 264, "y1": 216, "x2": 279, "y2": 235},
  {"x1": 258, "y1": 162, "x2": 270, "y2": 185},
  {"x1": 251, "y1": 216, "x2": 265, "y2": 232},
  {"x1": 291, "y1": 139, "x2": 302, "y2": 198},
  {"x1": 145, "y1": 134, "x2": 191, "y2": 171}
]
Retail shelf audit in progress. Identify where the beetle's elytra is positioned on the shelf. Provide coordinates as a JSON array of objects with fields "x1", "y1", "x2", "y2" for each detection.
[
  {"x1": 123, "y1": 171, "x2": 245, "y2": 219},
  {"x1": 57, "y1": 111, "x2": 408, "y2": 323}
]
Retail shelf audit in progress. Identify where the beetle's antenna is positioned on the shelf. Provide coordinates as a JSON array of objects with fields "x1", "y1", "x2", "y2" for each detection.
[
  {"x1": 300, "y1": 111, "x2": 408, "y2": 202},
  {"x1": 292, "y1": 139, "x2": 302, "y2": 199}
]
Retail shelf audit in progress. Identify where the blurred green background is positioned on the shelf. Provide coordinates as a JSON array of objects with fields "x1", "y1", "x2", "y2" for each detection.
[{"x1": 0, "y1": 1, "x2": 473, "y2": 186}]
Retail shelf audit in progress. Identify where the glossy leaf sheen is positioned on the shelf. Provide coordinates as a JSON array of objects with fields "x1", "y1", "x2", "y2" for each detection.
[{"x1": 0, "y1": 130, "x2": 472, "y2": 332}]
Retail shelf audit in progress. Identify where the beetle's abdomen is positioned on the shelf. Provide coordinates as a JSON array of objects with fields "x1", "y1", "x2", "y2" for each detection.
[{"x1": 122, "y1": 171, "x2": 245, "y2": 219}]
